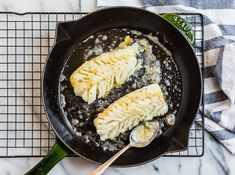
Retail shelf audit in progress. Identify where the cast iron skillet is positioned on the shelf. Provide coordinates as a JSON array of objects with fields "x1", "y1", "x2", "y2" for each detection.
[{"x1": 25, "y1": 7, "x2": 202, "y2": 175}]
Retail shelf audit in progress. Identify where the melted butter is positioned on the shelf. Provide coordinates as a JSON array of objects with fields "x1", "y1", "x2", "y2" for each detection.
[
  {"x1": 144, "y1": 33, "x2": 172, "y2": 57},
  {"x1": 61, "y1": 28, "x2": 181, "y2": 152},
  {"x1": 132, "y1": 122, "x2": 158, "y2": 143}
]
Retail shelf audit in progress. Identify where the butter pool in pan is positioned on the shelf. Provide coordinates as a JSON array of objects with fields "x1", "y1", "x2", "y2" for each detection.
[{"x1": 60, "y1": 28, "x2": 181, "y2": 152}]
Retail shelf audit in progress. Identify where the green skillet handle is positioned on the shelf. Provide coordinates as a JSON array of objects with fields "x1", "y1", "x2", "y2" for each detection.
[
  {"x1": 25, "y1": 141, "x2": 71, "y2": 175},
  {"x1": 161, "y1": 13, "x2": 195, "y2": 45}
]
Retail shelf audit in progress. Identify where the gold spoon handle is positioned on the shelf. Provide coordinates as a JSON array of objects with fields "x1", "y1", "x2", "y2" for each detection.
[{"x1": 87, "y1": 144, "x2": 131, "y2": 175}]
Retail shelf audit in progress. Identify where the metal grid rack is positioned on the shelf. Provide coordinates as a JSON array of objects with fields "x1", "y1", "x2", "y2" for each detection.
[{"x1": 0, "y1": 12, "x2": 204, "y2": 157}]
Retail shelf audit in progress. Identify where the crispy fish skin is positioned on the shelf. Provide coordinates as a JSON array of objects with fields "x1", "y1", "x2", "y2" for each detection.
[
  {"x1": 94, "y1": 83, "x2": 168, "y2": 141},
  {"x1": 70, "y1": 36, "x2": 142, "y2": 104}
]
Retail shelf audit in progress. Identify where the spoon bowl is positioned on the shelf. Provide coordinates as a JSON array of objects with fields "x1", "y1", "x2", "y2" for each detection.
[{"x1": 130, "y1": 121, "x2": 159, "y2": 148}]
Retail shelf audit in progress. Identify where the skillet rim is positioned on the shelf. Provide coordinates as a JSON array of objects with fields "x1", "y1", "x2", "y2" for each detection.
[{"x1": 42, "y1": 6, "x2": 203, "y2": 167}]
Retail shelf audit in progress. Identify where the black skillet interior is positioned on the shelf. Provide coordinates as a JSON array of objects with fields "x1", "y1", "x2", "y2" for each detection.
[{"x1": 43, "y1": 7, "x2": 202, "y2": 166}]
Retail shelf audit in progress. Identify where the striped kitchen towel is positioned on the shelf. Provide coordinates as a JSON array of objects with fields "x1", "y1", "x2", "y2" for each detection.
[{"x1": 97, "y1": 0, "x2": 235, "y2": 154}]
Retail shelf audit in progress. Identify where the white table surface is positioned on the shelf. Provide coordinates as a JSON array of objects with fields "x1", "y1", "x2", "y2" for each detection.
[{"x1": 0, "y1": 0, "x2": 234, "y2": 175}]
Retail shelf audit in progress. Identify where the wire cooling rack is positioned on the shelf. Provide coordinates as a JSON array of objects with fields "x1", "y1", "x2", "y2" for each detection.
[{"x1": 0, "y1": 12, "x2": 204, "y2": 157}]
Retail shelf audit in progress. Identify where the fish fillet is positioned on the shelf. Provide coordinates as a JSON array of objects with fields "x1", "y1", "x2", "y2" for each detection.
[
  {"x1": 94, "y1": 83, "x2": 168, "y2": 141},
  {"x1": 70, "y1": 36, "x2": 143, "y2": 104}
]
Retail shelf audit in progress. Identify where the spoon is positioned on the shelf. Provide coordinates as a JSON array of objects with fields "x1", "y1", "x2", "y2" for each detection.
[{"x1": 88, "y1": 121, "x2": 159, "y2": 175}]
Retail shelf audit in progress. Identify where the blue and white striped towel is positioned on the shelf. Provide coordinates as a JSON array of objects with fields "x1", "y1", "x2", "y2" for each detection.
[{"x1": 97, "y1": 0, "x2": 235, "y2": 154}]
